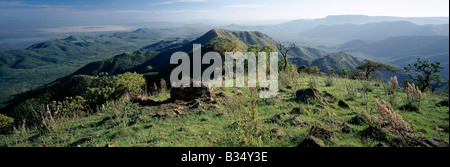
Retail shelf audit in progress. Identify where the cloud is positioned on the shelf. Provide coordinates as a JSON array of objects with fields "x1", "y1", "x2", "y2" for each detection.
[
  {"x1": 153, "y1": 9, "x2": 213, "y2": 14},
  {"x1": 223, "y1": 4, "x2": 269, "y2": 9},
  {"x1": 148, "y1": 0, "x2": 207, "y2": 6},
  {"x1": 0, "y1": 1, "x2": 67, "y2": 8}
]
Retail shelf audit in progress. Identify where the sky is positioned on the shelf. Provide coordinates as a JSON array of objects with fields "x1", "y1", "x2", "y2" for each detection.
[{"x1": 0, "y1": 0, "x2": 449, "y2": 24}]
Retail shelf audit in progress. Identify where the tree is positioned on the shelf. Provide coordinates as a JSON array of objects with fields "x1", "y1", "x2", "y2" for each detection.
[
  {"x1": 275, "y1": 42, "x2": 296, "y2": 71},
  {"x1": 404, "y1": 58, "x2": 445, "y2": 92},
  {"x1": 357, "y1": 59, "x2": 399, "y2": 80}
]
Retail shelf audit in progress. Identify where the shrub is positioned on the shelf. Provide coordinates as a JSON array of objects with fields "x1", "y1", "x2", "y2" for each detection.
[
  {"x1": 345, "y1": 81, "x2": 359, "y2": 100},
  {"x1": 0, "y1": 113, "x2": 14, "y2": 131},
  {"x1": 324, "y1": 76, "x2": 334, "y2": 87},
  {"x1": 224, "y1": 88, "x2": 262, "y2": 147},
  {"x1": 364, "y1": 100, "x2": 415, "y2": 146},
  {"x1": 279, "y1": 64, "x2": 302, "y2": 89},
  {"x1": 51, "y1": 95, "x2": 88, "y2": 118},
  {"x1": 403, "y1": 83, "x2": 426, "y2": 111},
  {"x1": 307, "y1": 75, "x2": 319, "y2": 89},
  {"x1": 87, "y1": 72, "x2": 145, "y2": 106},
  {"x1": 360, "y1": 80, "x2": 373, "y2": 92}
]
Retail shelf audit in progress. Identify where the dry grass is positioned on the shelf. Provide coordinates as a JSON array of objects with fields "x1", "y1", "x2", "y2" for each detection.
[
  {"x1": 405, "y1": 83, "x2": 426, "y2": 108},
  {"x1": 365, "y1": 99, "x2": 415, "y2": 143}
]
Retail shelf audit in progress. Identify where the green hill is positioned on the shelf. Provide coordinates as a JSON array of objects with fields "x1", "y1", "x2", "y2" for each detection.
[{"x1": 0, "y1": 28, "x2": 203, "y2": 105}]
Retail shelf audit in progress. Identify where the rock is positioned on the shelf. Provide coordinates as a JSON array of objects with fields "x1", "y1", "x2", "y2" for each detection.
[
  {"x1": 322, "y1": 91, "x2": 335, "y2": 99},
  {"x1": 275, "y1": 95, "x2": 283, "y2": 101},
  {"x1": 267, "y1": 113, "x2": 289, "y2": 124},
  {"x1": 312, "y1": 109, "x2": 320, "y2": 114},
  {"x1": 170, "y1": 83, "x2": 213, "y2": 101},
  {"x1": 309, "y1": 126, "x2": 335, "y2": 140},
  {"x1": 296, "y1": 88, "x2": 321, "y2": 101},
  {"x1": 376, "y1": 142, "x2": 388, "y2": 147},
  {"x1": 190, "y1": 102, "x2": 201, "y2": 109},
  {"x1": 342, "y1": 122, "x2": 352, "y2": 133},
  {"x1": 413, "y1": 137, "x2": 449, "y2": 147},
  {"x1": 323, "y1": 98, "x2": 335, "y2": 103},
  {"x1": 315, "y1": 105, "x2": 325, "y2": 110},
  {"x1": 298, "y1": 136, "x2": 325, "y2": 147},
  {"x1": 338, "y1": 100, "x2": 350, "y2": 109},
  {"x1": 104, "y1": 143, "x2": 114, "y2": 147},
  {"x1": 348, "y1": 114, "x2": 368, "y2": 125},
  {"x1": 209, "y1": 105, "x2": 219, "y2": 110},
  {"x1": 215, "y1": 92, "x2": 227, "y2": 98},
  {"x1": 290, "y1": 107, "x2": 307, "y2": 115},
  {"x1": 270, "y1": 128, "x2": 283, "y2": 137},
  {"x1": 286, "y1": 116, "x2": 303, "y2": 126},
  {"x1": 265, "y1": 95, "x2": 283, "y2": 102}
]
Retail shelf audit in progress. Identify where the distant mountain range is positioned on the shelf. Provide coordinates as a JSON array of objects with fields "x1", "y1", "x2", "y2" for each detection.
[
  {"x1": 339, "y1": 36, "x2": 449, "y2": 80},
  {"x1": 298, "y1": 21, "x2": 449, "y2": 41}
]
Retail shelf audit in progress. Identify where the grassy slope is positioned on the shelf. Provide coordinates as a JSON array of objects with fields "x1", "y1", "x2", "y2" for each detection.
[{"x1": 1, "y1": 74, "x2": 448, "y2": 147}]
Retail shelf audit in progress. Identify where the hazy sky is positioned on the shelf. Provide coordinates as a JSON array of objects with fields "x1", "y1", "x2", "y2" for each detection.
[{"x1": 0, "y1": 0, "x2": 448, "y2": 23}]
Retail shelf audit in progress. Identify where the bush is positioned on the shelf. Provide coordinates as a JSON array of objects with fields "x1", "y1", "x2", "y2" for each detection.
[
  {"x1": 345, "y1": 81, "x2": 359, "y2": 100},
  {"x1": 364, "y1": 100, "x2": 415, "y2": 146},
  {"x1": 360, "y1": 80, "x2": 373, "y2": 92},
  {"x1": 0, "y1": 113, "x2": 14, "y2": 130},
  {"x1": 51, "y1": 95, "x2": 88, "y2": 117},
  {"x1": 279, "y1": 64, "x2": 302, "y2": 89},
  {"x1": 324, "y1": 76, "x2": 334, "y2": 87},
  {"x1": 307, "y1": 75, "x2": 319, "y2": 89},
  {"x1": 402, "y1": 83, "x2": 426, "y2": 111},
  {"x1": 87, "y1": 72, "x2": 145, "y2": 106}
]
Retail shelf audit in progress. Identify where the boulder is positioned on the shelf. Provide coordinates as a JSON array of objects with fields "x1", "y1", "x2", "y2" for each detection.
[
  {"x1": 170, "y1": 83, "x2": 213, "y2": 101},
  {"x1": 270, "y1": 128, "x2": 283, "y2": 138},
  {"x1": 413, "y1": 137, "x2": 449, "y2": 147},
  {"x1": 298, "y1": 136, "x2": 325, "y2": 147},
  {"x1": 323, "y1": 98, "x2": 335, "y2": 103},
  {"x1": 322, "y1": 91, "x2": 335, "y2": 99},
  {"x1": 266, "y1": 113, "x2": 289, "y2": 124},
  {"x1": 338, "y1": 100, "x2": 350, "y2": 109},
  {"x1": 342, "y1": 122, "x2": 352, "y2": 133},
  {"x1": 286, "y1": 116, "x2": 303, "y2": 126},
  {"x1": 296, "y1": 88, "x2": 321, "y2": 101},
  {"x1": 309, "y1": 126, "x2": 335, "y2": 140},
  {"x1": 348, "y1": 114, "x2": 368, "y2": 125},
  {"x1": 290, "y1": 107, "x2": 307, "y2": 115}
]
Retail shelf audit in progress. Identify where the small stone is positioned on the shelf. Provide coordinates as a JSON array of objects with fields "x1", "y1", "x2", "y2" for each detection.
[
  {"x1": 298, "y1": 136, "x2": 325, "y2": 147},
  {"x1": 270, "y1": 128, "x2": 282, "y2": 137},
  {"x1": 309, "y1": 126, "x2": 335, "y2": 140},
  {"x1": 338, "y1": 100, "x2": 350, "y2": 109},
  {"x1": 342, "y1": 122, "x2": 352, "y2": 133},
  {"x1": 290, "y1": 107, "x2": 307, "y2": 115}
]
